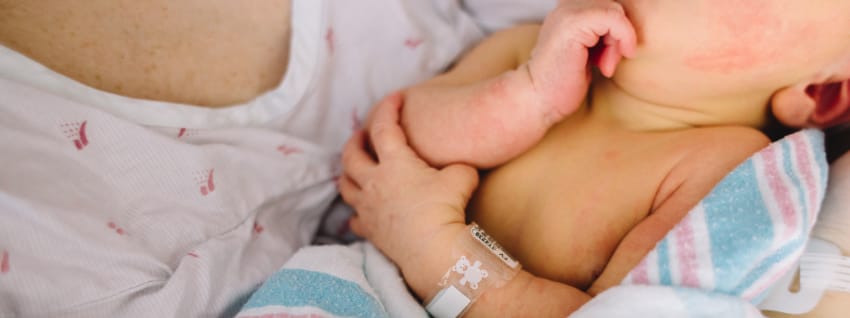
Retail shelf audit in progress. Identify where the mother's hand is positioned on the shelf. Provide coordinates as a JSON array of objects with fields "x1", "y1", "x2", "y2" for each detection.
[{"x1": 338, "y1": 93, "x2": 479, "y2": 265}]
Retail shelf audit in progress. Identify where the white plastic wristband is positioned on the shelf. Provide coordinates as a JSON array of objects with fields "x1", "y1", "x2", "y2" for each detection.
[
  {"x1": 425, "y1": 223, "x2": 522, "y2": 318},
  {"x1": 759, "y1": 238, "x2": 850, "y2": 314}
]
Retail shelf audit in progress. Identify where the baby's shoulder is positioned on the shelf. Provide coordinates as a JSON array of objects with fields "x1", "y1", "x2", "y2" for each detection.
[
  {"x1": 676, "y1": 126, "x2": 771, "y2": 164},
  {"x1": 649, "y1": 126, "x2": 770, "y2": 211}
]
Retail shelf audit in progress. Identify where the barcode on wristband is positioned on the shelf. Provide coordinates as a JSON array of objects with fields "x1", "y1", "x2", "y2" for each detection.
[{"x1": 469, "y1": 224, "x2": 519, "y2": 269}]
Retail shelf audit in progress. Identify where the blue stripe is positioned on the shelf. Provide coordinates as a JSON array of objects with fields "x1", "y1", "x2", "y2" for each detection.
[
  {"x1": 732, "y1": 238, "x2": 806, "y2": 301},
  {"x1": 242, "y1": 269, "x2": 388, "y2": 318},
  {"x1": 781, "y1": 139, "x2": 808, "y2": 230},
  {"x1": 657, "y1": 238, "x2": 672, "y2": 286},
  {"x1": 632, "y1": 130, "x2": 828, "y2": 306},
  {"x1": 704, "y1": 159, "x2": 774, "y2": 294},
  {"x1": 806, "y1": 130, "x2": 828, "y2": 194}
]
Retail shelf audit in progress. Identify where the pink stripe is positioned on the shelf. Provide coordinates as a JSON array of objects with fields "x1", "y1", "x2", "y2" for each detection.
[
  {"x1": 630, "y1": 258, "x2": 650, "y2": 284},
  {"x1": 674, "y1": 218, "x2": 700, "y2": 288},
  {"x1": 790, "y1": 134, "x2": 819, "y2": 228},
  {"x1": 761, "y1": 146, "x2": 797, "y2": 239}
]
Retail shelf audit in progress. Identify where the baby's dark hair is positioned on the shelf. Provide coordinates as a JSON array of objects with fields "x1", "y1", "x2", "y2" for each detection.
[
  {"x1": 764, "y1": 114, "x2": 849, "y2": 163},
  {"x1": 827, "y1": 124, "x2": 850, "y2": 163}
]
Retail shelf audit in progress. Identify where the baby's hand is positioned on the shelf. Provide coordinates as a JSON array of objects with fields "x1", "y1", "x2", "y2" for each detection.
[{"x1": 528, "y1": 0, "x2": 636, "y2": 123}]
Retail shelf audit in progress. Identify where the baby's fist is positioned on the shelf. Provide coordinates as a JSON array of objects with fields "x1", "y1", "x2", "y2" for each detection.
[{"x1": 528, "y1": 0, "x2": 636, "y2": 124}]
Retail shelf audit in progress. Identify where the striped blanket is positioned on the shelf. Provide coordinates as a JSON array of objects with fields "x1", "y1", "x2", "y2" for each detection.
[
  {"x1": 577, "y1": 129, "x2": 828, "y2": 317},
  {"x1": 237, "y1": 129, "x2": 829, "y2": 318}
]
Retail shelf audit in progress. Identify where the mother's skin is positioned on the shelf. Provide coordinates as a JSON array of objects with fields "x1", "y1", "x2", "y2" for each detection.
[{"x1": 0, "y1": 0, "x2": 292, "y2": 107}]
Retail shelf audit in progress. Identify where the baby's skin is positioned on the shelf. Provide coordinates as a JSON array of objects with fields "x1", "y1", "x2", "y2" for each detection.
[{"x1": 340, "y1": 0, "x2": 850, "y2": 316}]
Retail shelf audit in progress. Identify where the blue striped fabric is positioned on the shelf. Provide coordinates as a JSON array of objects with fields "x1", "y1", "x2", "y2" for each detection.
[
  {"x1": 623, "y1": 129, "x2": 829, "y2": 305},
  {"x1": 241, "y1": 269, "x2": 388, "y2": 318}
]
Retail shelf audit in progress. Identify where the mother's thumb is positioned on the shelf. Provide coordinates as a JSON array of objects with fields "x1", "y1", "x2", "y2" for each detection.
[{"x1": 442, "y1": 164, "x2": 479, "y2": 195}]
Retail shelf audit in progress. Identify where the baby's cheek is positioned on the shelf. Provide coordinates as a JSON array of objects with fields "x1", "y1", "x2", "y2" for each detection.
[
  {"x1": 684, "y1": 47, "x2": 773, "y2": 75},
  {"x1": 682, "y1": 1, "x2": 810, "y2": 74}
]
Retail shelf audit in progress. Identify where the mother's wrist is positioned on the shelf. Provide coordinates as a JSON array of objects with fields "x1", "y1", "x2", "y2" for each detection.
[
  {"x1": 400, "y1": 221, "x2": 526, "y2": 318},
  {"x1": 396, "y1": 222, "x2": 468, "y2": 302}
]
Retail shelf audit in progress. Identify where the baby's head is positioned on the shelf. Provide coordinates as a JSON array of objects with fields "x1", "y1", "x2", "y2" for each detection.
[{"x1": 611, "y1": 0, "x2": 850, "y2": 130}]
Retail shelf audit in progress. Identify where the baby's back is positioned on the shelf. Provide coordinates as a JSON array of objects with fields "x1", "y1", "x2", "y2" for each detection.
[{"x1": 468, "y1": 108, "x2": 770, "y2": 293}]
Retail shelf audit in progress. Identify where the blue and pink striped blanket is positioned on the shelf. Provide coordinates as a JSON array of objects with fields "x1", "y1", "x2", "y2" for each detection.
[{"x1": 237, "y1": 129, "x2": 828, "y2": 318}]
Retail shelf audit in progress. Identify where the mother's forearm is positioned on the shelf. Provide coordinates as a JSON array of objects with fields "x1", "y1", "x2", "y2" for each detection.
[
  {"x1": 467, "y1": 271, "x2": 592, "y2": 317},
  {"x1": 397, "y1": 223, "x2": 591, "y2": 317}
]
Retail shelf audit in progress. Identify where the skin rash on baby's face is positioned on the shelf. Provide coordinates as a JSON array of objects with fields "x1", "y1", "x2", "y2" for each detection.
[
  {"x1": 681, "y1": 1, "x2": 811, "y2": 74},
  {"x1": 624, "y1": 0, "x2": 841, "y2": 75},
  {"x1": 610, "y1": 0, "x2": 850, "y2": 116}
]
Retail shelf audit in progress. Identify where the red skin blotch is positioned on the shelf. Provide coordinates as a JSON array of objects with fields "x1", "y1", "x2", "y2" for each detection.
[{"x1": 683, "y1": 1, "x2": 808, "y2": 74}]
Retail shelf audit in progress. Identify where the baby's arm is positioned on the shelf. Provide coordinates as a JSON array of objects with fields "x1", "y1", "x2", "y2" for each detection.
[
  {"x1": 399, "y1": 1, "x2": 636, "y2": 168},
  {"x1": 399, "y1": 25, "x2": 545, "y2": 168}
]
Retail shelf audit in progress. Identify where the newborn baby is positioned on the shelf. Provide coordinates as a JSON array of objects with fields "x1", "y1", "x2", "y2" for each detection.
[{"x1": 340, "y1": 0, "x2": 850, "y2": 316}]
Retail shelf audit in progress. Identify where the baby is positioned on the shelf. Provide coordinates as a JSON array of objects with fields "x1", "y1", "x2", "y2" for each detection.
[{"x1": 339, "y1": 0, "x2": 850, "y2": 316}]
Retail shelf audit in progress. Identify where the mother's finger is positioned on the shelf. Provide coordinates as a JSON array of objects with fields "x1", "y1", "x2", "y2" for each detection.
[
  {"x1": 348, "y1": 217, "x2": 367, "y2": 238},
  {"x1": 342, "y1": 130, "x2": 376, "y2": 182},
  {"x1": 337, "y1": 173, "x2": 361, "y2": 206},
  {"x1": 369, "y1": 93, "x2": 416, "y2": 161}
]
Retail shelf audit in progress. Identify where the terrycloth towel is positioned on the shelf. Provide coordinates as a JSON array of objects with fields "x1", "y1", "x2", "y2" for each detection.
[
  {"x1": 579, "y1": 129, "x2": 829, "y2": 317},
  {"x1": 813, "y1": 148, "x2": 850, "y2": 253},
  {"x1": 237, "y1": 129, "x2": 829, "y2": 318},
  {"x1": 570, "y1": 285, "x2": 765, "y2": 318},
  {"x1": 620, "y1": 129, "x2": 828, "y2": 301},
  {"x1": 236, "y1": 243, "x2": 427, "y2": 318}
]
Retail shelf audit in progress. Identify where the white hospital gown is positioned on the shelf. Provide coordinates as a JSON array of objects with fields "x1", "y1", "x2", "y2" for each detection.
[{"x1": 0, "y1": 1, "x2": 491, "y2": 316}]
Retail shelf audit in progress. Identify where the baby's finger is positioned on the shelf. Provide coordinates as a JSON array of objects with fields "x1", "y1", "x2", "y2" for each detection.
[
  {"x1": 608, "y1": 9, "x2": 637, "y2": 58},
  {"x1": 598, "y1": 39, "x2": 622, "y2": 77},
  {"x1": 581, "y1": 4, "x2": 636, "y2": 58},
  {"x1": 342, "y1": 130, "x2": 376, "y2": 182}
]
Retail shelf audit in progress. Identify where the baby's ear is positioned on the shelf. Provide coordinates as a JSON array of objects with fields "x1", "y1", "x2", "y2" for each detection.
[
  {"x1": 807, "y1": 80, "x2": 850, "y2": 128},
  {"x1": 772, "y1": 54, "x2": 850, "y2": 129},
  {"x1": 771, "y1": 79, "x2": 850, "y2": 129},
  {"x1": 770, "y1": 84, "x2": 815, "y2": 128}
]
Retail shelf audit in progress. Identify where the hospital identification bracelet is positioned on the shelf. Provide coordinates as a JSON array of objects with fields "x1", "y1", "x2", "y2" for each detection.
[{"x1": 425, "y1": 223, "x2": 522, "y2": 318}]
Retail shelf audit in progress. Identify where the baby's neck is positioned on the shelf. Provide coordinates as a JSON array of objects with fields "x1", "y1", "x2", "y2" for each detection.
[{"x1": 588, "y1": 78, "x2": 770, "y2": 132}]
